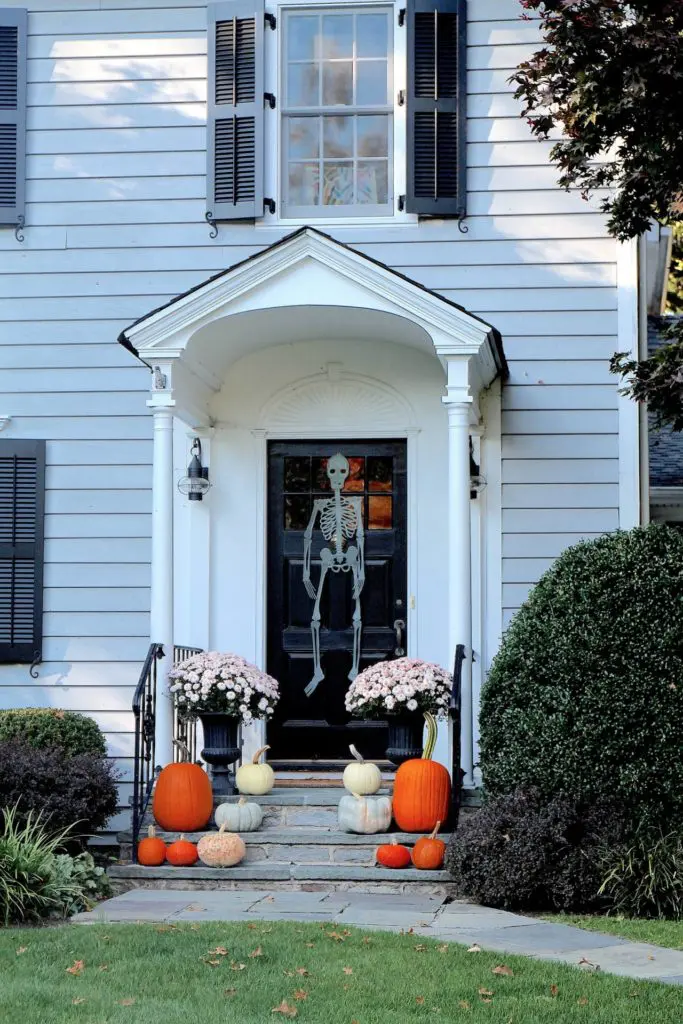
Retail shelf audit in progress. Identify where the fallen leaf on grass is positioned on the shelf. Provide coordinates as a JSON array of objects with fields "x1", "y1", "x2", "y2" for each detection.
[
  {"x1": 16, "y1": 947, "x2": 28, "y2": 955},
  {"x1": 629, "y1": 990, "x2": 640, "y2": 999},
  {"x1": 326, "y1": 930, "x2": 347, "y2": 942},
  {"x1": 416, "y1": 996, "x2": 425, "y2": 1005},
  {"x1": 342, "y1": 966, "x2": 353, "y2": 975},
  {"x1": 478, "y1": 988, "x2": 494, "y2": 998},
  {"x1": 224, "y1": 988, "x2": 237, "y2": 997},
  {"x1": 577, "y1": 957, "x2": 599, "y2": 971},
  {"x1": 209, "y1": 946, "x2": 229, "y2": 956},
  {"x1": 72, "y1": 998, "x2": 86, "y2": 1006},
  {"x1": 249, "y1": 946, "x2": 264, "y2": 958},
  {"x1": 272, "y1": 1000, "x2": 298, "y2": 1018},
  {"x1": 66, "y1": 960, "x2": 85, "y2": 976},
  {"x1": 492, "y1": 965, "x2": 513, "y2": 977},
  {"x1": 414, "y1": 944, "x2": 427, "y2": 952},
  {"x1": 550, "y1": 984, "x2": 559, "y2": 998},
  {"x1": 118, "y1": 998, "x2": 136, "y2": 1006},
  {"x1": 155, "y1": 925, "x2": 177, "y2": 933},
  {"x1": 458, "y1": 1000, "x2": 471, "y2": 1010},
  {"x1": 98, "y1": 964, "x2": 108, "y2": 972},
  {"x1": 230, "y1": 962, "x2": 246, "y2": 971},
  {"x1": 438, "y1": 945, "x2": 448, "y2": 954},
  {"x1": 295, "y1": 967, "x2": 309, "y2": 976},
  {"x1": 204, "y1": 959, "x2": 222, "y2": 967},
  {"x1": 362, "y1": 937, "x2": 372, "y2": 945},
  {"x1": 305, "y1": 942, "x2": 315, "y2": 948},
  {"x1": 466, "y1": 944, "x2": 481, "y2": 953},
  {"x1": 577, "y1": 997, "x2": 589, "y2": 1006},
  {"x1": 293, "y1": 989, "x2": 308, "y2": 1001}
]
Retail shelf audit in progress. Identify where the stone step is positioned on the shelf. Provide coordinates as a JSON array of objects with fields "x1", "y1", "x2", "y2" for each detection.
[
  {"x1": 108, "y1": 862, "x2": 453, "y2": 895},
  {"x1": 118, "y1": 827, "x2": 453, "y2": 866}
]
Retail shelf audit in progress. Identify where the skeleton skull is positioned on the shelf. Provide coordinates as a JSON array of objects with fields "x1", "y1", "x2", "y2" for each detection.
[{"x1": 326, "y1": 453, "x2": 350, "y2": 492}]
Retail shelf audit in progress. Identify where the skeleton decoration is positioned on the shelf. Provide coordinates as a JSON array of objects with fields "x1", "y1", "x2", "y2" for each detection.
[{"x1": 303, "y1": 454, "x2": 365, "y2": 696}]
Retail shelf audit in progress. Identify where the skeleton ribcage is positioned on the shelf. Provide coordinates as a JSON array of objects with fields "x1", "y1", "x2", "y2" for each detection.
[{"x1": 319, "y1": 500, "x2": 359, "y2": 543}]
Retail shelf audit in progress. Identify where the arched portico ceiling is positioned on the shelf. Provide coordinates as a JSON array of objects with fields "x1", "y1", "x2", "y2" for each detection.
[{"x1": 118, "y1": 227, "x2": 506, "y2": 427}]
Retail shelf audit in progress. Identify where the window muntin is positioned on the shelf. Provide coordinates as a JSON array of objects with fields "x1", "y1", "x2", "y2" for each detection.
[{"x1": 281, "y1": 7, "x2": 393, "y2": 218}]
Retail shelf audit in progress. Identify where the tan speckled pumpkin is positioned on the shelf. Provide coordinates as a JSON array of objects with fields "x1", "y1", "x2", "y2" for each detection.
[{"x1": 196, "y1": 824, "x2": 246, "y2": 867}]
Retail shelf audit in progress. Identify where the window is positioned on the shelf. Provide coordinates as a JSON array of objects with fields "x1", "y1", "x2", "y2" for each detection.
[
  {"x1": 281, "y1": 7, "x2": 393, "y2": 218},
  {"x1": 206, "y1": 0, "x2": 465, "y2": 224}
]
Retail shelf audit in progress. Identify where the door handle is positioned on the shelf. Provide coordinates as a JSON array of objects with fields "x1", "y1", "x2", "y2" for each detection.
[{"x1": 393, "y1": 618, "x2": 406, "y2": 657}]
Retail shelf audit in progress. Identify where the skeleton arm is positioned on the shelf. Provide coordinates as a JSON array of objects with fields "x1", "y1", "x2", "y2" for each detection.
[
  {"x1": 352, "y1": 498, "x2": 365, "y2": 598},
  {"x1": 302, "y1": 500, "x2": 322, "y2": 600}
]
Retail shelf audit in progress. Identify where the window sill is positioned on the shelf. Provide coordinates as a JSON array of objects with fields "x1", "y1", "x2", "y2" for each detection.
[{"x1": 257, "y1": 213, "x2": 419, "y2": 229}]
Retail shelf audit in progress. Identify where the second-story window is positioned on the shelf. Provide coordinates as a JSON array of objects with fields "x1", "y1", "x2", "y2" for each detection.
[{"x1": 281, "y1": 7, "x2": 393, "y2": 218}]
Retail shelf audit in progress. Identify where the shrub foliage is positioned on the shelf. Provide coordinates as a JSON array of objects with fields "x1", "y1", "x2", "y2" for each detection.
[
  {"x1": 599, "y1": 829, "x2": 683, "y2": 920},
  {"x1": 0, "y1": 708, "x2": 106, "y2": 757},
  {"x1": 479, "y1": 525, "x2": 683, "y2": 827},
  {"x1": 446, "y1": 789, "x2": 624, "y2": 913},
  {"x1": 0, "y1": 741, "x2": 118, "y2": 845}
]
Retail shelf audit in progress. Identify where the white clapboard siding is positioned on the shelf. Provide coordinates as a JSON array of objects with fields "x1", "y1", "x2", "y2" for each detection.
[{"x1": 0, "y1": 1, "x2": 622, "y2": 832}]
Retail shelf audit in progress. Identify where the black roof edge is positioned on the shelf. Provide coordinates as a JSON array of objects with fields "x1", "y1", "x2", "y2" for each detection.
[{"x1": 117, "y1": 225, "x2": 508, "y2": 381}]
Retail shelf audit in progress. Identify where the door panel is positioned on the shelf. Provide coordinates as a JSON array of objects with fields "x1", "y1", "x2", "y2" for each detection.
[{"x1": 267, "y1": 440, "x2": 407, "y2": 760}]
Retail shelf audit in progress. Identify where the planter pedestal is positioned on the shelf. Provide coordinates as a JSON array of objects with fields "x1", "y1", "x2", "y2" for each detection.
[
  {"x1": 386, "y1": 714, "x2": 424, "y2": 765},
  {"x1": 198, "y1": 713, "x2": 240, "y2": 796}
]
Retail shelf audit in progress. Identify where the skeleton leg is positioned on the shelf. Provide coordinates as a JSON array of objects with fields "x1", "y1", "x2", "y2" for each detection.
[
  {"x1": 305, "y1": 559, "x2": 330, "y2": 697},
  {"x1": 348, "y1": 562, "x2": 362, "y2": 682}
]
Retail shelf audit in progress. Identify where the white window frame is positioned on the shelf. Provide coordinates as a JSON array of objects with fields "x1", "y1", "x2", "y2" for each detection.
[{"x1": 261, "y1": 0, "x2": 417, "y2": 227}]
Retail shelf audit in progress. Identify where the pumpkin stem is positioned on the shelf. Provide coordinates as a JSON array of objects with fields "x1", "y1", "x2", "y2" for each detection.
[
  {"x1": 179, "y1": 834, "x2": 186, "y2": 842},
  {"x1": 348, "y1": 744, "x2": 365, "y2": 763},
  {"x1": 252, "y1": 745, "x2": 270, "y2": 764},
  {"x1": 172, "y1": 738, "x2": 191, "y2": 763},
  {"x1": 147, "y1": 825, "x2": 156, "y2": 839},
  {"x1": 422, "y1": 712, "x2": 437, "y2": 760},
  {"x1": 238, "y1": 797, "x2": 247, "y2": 806},
  {"x1": 430, "y1": 821, "x2": 442, "y2": 840},
  {"x1": 218, "y1": 823, "x2": 227, "y2": 834},
  {"x1": 350, "y1": 791, "x2": 364, "y2": 801}
]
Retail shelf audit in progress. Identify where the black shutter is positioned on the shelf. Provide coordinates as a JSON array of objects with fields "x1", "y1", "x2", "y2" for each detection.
[
  {"x1": 405, "y1": 0, "x2": 466, "y2": 218},
  {"x1": 0, "y1": 440, "x2": 45, "y2": 664},
  {"x1": 0, "y1": 7, "x2": 26, "y2": 228},
  {"x1": 207, "y1": 0, "x2": 264, "y2": 221}
]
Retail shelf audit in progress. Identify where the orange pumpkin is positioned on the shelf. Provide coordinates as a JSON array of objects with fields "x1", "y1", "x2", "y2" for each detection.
[
  {"x1": 153, "y1": 762, "x2": 213, "y2": 832},
  {"x1": 392, "y1": 714, "x2": 451, "y2": 833},
  {"x1": 137, "y1": 825, "x2": 167, "y2": 866},
  {"x1": 166, "y1": 834, "x2": 199, "y2": 867},
  {"x1": 376, "y1": 836, "x2": 412, "y2": 869},
  {"x1": 411, "y1": 821, "x2": 446, "y2": 870}
]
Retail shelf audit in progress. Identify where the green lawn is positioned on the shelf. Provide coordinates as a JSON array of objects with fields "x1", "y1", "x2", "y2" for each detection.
[
  {"x1": 1, "y1": 922, "x2": 682, "y2": 1024},
  {"x1": 544, "y1": 916, "x2": 683, "y2": 952}
]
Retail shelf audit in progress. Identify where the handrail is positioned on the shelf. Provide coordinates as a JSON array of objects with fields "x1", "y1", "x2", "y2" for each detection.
[
  {"x1": 450, "y1": 643, "x2": 465, "y2": 829},
  {"x1": 131, "y1": 642, "x2": 164, "y2": 862}
]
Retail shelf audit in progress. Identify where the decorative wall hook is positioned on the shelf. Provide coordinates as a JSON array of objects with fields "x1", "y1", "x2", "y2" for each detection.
[
  {"x1": 205, "y1": 210, "x2": 218, "y2": 239},
  {"x1": 14, "y1": 215, "x2": 25, "y2": 243}
]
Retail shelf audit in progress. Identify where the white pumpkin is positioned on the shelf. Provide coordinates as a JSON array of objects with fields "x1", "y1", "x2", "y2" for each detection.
[
  {"x1": 236, "y1": 745, "x2": 275, "y2": 796},
  {"x1": 338, "y1": 791, "x2": 392, "y2": 834},
  {"x1": 197, "y1": 824, "x2": 246, "y2": 867},
  {"x1": 343, "y1": 745, "x2": 382, "y2": 795},
  {"x1": 215, "y1": 796, "x2": 263, "y2": 832}
]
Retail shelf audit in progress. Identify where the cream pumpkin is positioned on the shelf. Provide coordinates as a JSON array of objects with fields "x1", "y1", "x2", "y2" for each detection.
[
  {"x1": 215, "y1": 796, "x2": 263, "y2": 832},
  {"x1": 236, "y1": 745, "x2": 275, "y2": 795},
  {"x1": 338, "y1": 791, "x2": 392, "y2": 834},
  {"x1": 343, "y1": 745, "x2": 382, "y2": 795},
  {"x1": 196, "y1": 824, "x2": 246, "y2": 867}
]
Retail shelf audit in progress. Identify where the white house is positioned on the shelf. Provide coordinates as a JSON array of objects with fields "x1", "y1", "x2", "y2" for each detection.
[{"x1": 0, "y1": 0, "x2": 645, "y2": 842}]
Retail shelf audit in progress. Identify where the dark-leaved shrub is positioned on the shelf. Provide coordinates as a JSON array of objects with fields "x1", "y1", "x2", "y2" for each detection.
[
  {"x1": 0, "y1": 708, "x2": 106, "y2": 757},
  {"x1": 0, "y1": 740, "x2": 118, "y2": 846},
  {"x1": 479, "y1": 524, "x2": 683, "y2": 828},
  {"x1": 446, "y1": 789, "x2": 626, "y2": 913}
]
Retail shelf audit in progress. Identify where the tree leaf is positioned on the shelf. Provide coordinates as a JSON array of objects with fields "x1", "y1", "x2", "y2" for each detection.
[
  {"x1": 550, "y1": 984, "x2": 559, "y2": 997},
  {"x1": 66, "y1": 960, "x2": 85, "y2": 976},
  {"x1": 271, "y1": 1000, "x2": 298, "y2": 1018},
  {"x1": 466, "y1": 944, "x2": 481, "y2": 953},
  {"x1": 492, "y1": 964, "x2": 513, "y2": 977}
]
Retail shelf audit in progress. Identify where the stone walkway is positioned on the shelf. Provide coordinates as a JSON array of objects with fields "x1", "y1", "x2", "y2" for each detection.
[{"x1": 73, "y1": 889, "x2": 683, "y2": 986}]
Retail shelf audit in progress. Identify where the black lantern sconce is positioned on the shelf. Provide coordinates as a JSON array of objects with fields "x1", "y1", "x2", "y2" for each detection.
[{"x1": 178, "y1": 438, "x2": 210, "y2": 501}]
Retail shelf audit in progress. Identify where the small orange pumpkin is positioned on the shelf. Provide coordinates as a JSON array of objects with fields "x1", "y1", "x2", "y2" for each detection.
[
  {"x1": 411, "y1": 821, "x2": 446, "y2": 870},
  {"x1": 392, "y1": 713, "x2": 451, "y2": 833},
  {"x1": 166, "y1": 834, "x2": 199, "y2": 867},
  {"x1": 376, "y1": 835, "x2": 412, "y2": 869},
  {"x1": 137, "y1": 825, "x2": 167, "y2": 866},
  {"x1": 153, "y1": 762, "x2": 213, "y2": 832}
]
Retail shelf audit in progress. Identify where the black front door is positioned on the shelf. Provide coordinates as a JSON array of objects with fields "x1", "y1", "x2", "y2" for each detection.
[{"x1": 267, "y1": 440, "x2": 407, "y2": 761}]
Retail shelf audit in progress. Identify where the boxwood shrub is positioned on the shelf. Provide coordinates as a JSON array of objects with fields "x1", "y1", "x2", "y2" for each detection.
[
  {"x1": 0, "y1": 708, "x2": 106, "y2": 757},
  {"x1": 479, "y1": 524, "x2": 683, "y2": 827}
]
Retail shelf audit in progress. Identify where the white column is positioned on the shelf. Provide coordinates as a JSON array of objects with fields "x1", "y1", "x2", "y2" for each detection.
[
  {"x1": 443, "y1": 359, "x2": 474, "y2": 787},
  {"x1": 149, "y1": 398, "x2": 175, "y2": 767}
]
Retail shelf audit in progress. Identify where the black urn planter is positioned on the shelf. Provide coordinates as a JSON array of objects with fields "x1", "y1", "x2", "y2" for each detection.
[
  {"x1": 198, "y1": 713, "x2": 241, "y2": 796},
  {"x1": 385, "y1": 713, "x2": 424, "y2": 765}
]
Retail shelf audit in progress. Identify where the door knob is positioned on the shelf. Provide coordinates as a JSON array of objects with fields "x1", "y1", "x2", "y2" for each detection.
[{"x1": 393, "y1": 618, "x2": 406, "y2": 657}]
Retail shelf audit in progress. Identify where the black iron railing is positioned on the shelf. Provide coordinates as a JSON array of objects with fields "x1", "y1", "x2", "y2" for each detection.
[
  {"x1": 130, "y1": 643, "x2": 203, "y2": 862},
  {"x1": 131, "y1": 642, "x2": 164, "y2": 861},
  {"x1": 172, "y1": 645, "x2": 202, "y2": 763},
  {"x1": 450, "y1": 643, "x2": 465, "y2": 829}
]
